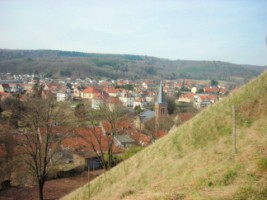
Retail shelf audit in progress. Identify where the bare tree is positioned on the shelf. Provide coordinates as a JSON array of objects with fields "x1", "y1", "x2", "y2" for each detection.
[
  {"x1": 144, "y1": 115, "x2": 174, "y2": 143},
  {"x1": 144, "y1": 118, "x2": 156, "y2": 143},
  {"x1": 18, "y1": 96, "x2": 74, "y2": 200},
  {"x1": 0, "y1": 124, "x2": 16, "y2": 186},
  {"x1": 76, "y1": 108, "x2": 108, "y2": 170},
  {"x1": 75, "y1": 100, "x2": 126, "y2": 170},
  {"x1": 99, "y1": 102, "x2": 125, "y2": 169}
]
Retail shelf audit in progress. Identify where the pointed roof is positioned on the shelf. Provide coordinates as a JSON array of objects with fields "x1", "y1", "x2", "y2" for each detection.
[{"x1": 156, "y1": 81, "x2": 166, "y2": 104}]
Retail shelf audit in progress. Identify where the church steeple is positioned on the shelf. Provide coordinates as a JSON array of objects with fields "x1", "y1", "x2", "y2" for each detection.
[
  {"x1": 156, "y1": 81, "x2": 166, "y2": 104},
  {"x1": 155, "y1": 81, "x2": 168, "y2": 128}
]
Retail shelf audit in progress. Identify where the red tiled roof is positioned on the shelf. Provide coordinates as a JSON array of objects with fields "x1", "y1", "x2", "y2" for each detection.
[
  {"x1": 154, "y1": 130, "x2": 167, "y2": 139},
  {"x1": 128, "y1": 130, "x2": 150, "y2": 146},
  {"x1": 107, "y1": 97, "x2": 121, "y2": 104},
  {"x1": 83, "y1": 87, "x2": 100, "y2": 94},
  {"x1": 94, "y1": 92, "x2": 109, "y2": 100},
  {"x1": 3, "y1": 125, "x2": 123, "y2": 159},
  {"x1": 104, "y1": 87, "x2": 120, "y2": 94},
  {"x1": 1, "y1": 84, "x2": 10, "y2": 88},
  {"x1": 179, "y1": 93, "x2": 195, "y2": 100},
  {"x1": 102, "y1": 120, "x2": 132, "y2": 133},
  {"x1": 69, "y1": 127, "x2": 122, "y2": 154},
  {"x1": 47, "y1": 84, "x2": 59, "y2": 90},
  {"x1": 199, "y1": 95, "x2": 208, "y2": 101},
  {"x1": 204, "y1": 87, "x2": 219, "y2": 93}
]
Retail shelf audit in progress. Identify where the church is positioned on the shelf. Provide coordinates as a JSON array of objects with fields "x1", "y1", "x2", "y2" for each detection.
[{"x1": 134, "y1": 81, "x2": 168, "y2": 131}]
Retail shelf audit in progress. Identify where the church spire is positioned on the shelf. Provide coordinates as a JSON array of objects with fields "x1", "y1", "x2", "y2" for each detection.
[
  {"x1": 156, "y1": 81, "x2": 166, "y2": 104},
  {"x1": 155, "y1": 81, "x2": 168, "y2": 129}
]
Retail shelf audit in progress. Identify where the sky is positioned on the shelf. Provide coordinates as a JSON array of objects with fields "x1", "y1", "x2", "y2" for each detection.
[{"x1": 0, "y1": 0, "x2": 267, "y2": 65}]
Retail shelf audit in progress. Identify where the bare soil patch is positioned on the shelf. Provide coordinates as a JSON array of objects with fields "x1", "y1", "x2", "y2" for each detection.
[{"x1": 0, "y1": 170, "x2": 104, "y2": 200}]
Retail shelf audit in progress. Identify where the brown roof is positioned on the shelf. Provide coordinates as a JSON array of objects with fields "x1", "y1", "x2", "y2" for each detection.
[
  {"x1": 107, "y1": 97, "x2": 121, "y2": 104},
  {"x1": 128, "y1": 130, "x2": 150, "y2": 146},
  {"x1": 154, "y1": 130, "x2": 167, "y2": 139},
  {"x1": 70, "y1": 127, "x2": 122, "y2": 154},
  {"x1": 102, "y1": 120, "x2": 132, "y2": 133},
  {"x1": 94, "y1": 92, "x2": 109, "y2": 100},
  {"x1": 83, "y1": 87, "x2": 100, "y2": 94},
  {"x1": 204, "y1": 87, "x2": 219, "y2": 93},
  {"x1": 104, "y1": 87, "x2": 120, "y2": 94}
]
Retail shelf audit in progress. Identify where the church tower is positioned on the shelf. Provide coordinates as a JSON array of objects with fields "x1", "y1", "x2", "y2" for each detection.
[{"x1": 155, "y1": 81, "x2": 168, "y2": 128}]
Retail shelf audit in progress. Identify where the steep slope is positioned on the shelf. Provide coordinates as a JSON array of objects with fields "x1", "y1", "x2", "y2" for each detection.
[{"x1": 66, "y1": 71, "x2": 267, "y2": 200}]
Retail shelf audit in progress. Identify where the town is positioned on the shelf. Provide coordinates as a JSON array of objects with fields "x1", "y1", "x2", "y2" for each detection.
[{"x1": 0, "y1": 71, "x2": 234, "y2": 199}]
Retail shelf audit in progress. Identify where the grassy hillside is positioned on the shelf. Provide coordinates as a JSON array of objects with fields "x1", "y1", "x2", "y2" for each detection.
[
  {"x1": 62, "y1": 70, "x2": 267, "y2": 200},
  {"x1": 0, "y1": 49, "x2": 265, "y2": 81}
]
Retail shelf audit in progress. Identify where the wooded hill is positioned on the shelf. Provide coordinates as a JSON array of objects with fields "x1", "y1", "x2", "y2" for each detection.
[
  {"x1": 62, "y1": 71, "x2": 267, "y2": 200},
  {"x1": 0, "y1": 49, "x2": 266, "y2": 82}
]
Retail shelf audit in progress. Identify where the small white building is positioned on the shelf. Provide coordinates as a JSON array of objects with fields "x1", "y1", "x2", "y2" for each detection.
[
  {"x1": 133, "y1": 97, "x2": 148, "y2": 109},
  {"x1": 57, "y1": 93, "x2": 71, "y2": 102},
  {"x1": 191, "y1": 87, "x2": 197, "y2": 94},
  {"x1": 119, "y1": 93, "x2": 135, "y2": 107},
  {"x1": 91, "y1": 92, "x2": 109, "y2": 110}
]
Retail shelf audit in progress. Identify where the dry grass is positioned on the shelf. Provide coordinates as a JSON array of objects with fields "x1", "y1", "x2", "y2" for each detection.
[{"x1": 62, "y1": 71, "x2": 267, "y2": 200}]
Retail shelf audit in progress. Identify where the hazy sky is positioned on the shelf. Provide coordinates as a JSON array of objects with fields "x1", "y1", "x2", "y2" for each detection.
[{"x1": 0, "y1": 0, "x2": 267, "y2": 65}]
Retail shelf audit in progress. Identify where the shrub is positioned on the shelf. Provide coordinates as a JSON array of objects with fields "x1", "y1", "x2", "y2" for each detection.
[
  {"x1": 121, "y1": 146, "x2": 144, "y2": 160},
  {"x1": 220, "y1": 169, "x2": 237, "y2": 185}
]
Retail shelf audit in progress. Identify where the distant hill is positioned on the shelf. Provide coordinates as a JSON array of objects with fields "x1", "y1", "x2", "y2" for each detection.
[
  {"x1": 62, "y1": 71, "x2": 267, "y2": 200},
  {"x1": 0, "y1": 49, "x2": 266, "y2": 82}
]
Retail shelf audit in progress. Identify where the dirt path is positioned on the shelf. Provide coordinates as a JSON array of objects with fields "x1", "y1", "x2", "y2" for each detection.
[{"x1": 0, "y1": 170, "x2": 104, "y2": 200}]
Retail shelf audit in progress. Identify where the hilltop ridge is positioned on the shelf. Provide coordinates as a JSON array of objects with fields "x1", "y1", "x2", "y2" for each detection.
[
  {"x1": 0, "y1": 49, "x2": 265, "y2": 81},
  {"x1": 62, "y1": 70, "x2": 267, "y2": 200}
]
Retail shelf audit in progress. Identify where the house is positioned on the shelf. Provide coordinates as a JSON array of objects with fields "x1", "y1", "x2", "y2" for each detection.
[
  {"x1": 0, "y1": 84, "x2": 11, "y2": 93},
  {"x1": 101, "y1": 120, "x2": 132, "y2": 136},
  {"x1": 114, "y1": 135, "x2": 136, "y2": 149},
  {"x1": 191, "y1": 87, "x2": 197, "y2": 94},
  {"x1": 194, "y1": 95, "x2": 210, "y2": 108},
  {"x1": 73, "y1": 151, "x2": 103, "y2": 170},
  {"x1": 133, "y1": 97, "x2": 148, "y2": 109},
  {"x1": 177, "y1": 93, "x2": 195, "y2": 103},
  {"x1": 106, "y1": 97, "x2": 122, "y2": 111},
  {"x1": 116, "y1": 79, "x2": 125, "y2": 86},
  {"x1": 91, "y1": 92, "x2": 109, "y2": 110},
  {"x1": 81, "y1": 87, "x2": 100, "y2": 100},
  {"x1": 63, "y1": 127, "x2": 123, "y2": 169},
  {"x1": 134, "y1": 109, "x2": 155, "y2": 130},
  {"x1": 21, "y1": 84, "x2": 34, "y2": 93},
  {"x1": 154, "y1": 130, "x2": 167, "y2": 139},
  {"x1": 119, "y1": 92, "x2": 134, "y2": 107},
  {"x1": 56, "y1": 92, "x2": 72, "y2": 102},
  {"x1": 203, "y1": 86, "x2": 220, "y2": 94},
  {"x1": 99, "y1": 80, "x2": 111, "y2": 88},
  {"x1": 127, "y1": 130, "x2": 150, "y2": 146},
  {"x1": 9, "y1": 83, "x2": 23, "y2": 93},
  {"x1": 142, "y1": 81, "x2": 155, "y2": 89},
  {"x1": 194, "y1": 94, "x2": 218, "y2": 109},
  {"x1": 104, "y1": 87, "x2": 120, "y2": 97},
  {"x1": 101, "y1": 120, "x2": 150, "y2": 147},
  {"x1": 73, "y1": 85, "x2": 84, "y2": 100}
]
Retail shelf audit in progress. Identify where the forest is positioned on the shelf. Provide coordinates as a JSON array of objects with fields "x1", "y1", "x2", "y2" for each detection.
[{"x1": 0, "y1": 49, "x2": 265, "y2": 81}]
